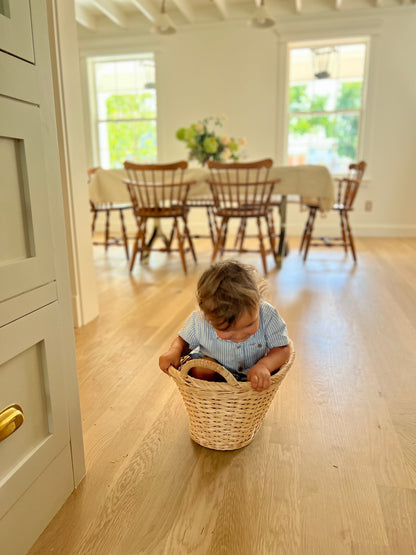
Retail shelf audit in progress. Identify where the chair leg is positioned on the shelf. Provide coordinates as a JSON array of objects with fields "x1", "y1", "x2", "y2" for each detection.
[
  {"x1": 105, "y1": 210, "x2": 111, "y2": 251},
  {"x1": 119, "y1": 209, "x2": 129, "y2": 260},
  {"x1": 299, "y1": 209, "x2": 313, "y2": 253},
  {"x1": 91, "y1": 210, "x2": 98, "y2": 236},
  {"x1": 256, "y1": 217, "x2": 268, "y2": 275},
  {"x1": 182, "y1": 216, "x2": 197, "y2": 262},
  {"x1": 212, "y1": 218, "x2": 226, "y2": 262},
  {"x1": 129, "y1": 227, "x2": 141, "y2": 272},
  {"x1": 234, "y1": 220, "x2": 241, "y2": 249},
  {"x1": 343, "y1": 211, "x2": 357, "y2": 262},
  {"x1": 219, "y1": 219, "x2": 229, "y2": 258},
  {"x1": 303, "y1": 207, "x2": 317, "y2": 262},
  {"x1": 239, "y1": 218, "x2": 248, "y2": 251},
  {"x1": 339, "y1": 210, "x2": 348, "y2": 253},
  {"x1": 266, "y1": 210, "x2": 277, "y2": 255},
  {"x1": 175, "y1": 219, "x2": 187, "y2": 273},
  {"x1": 206, "y1": 206, "x2": 216, "y2": 245},
  {"x1": 234, "y1": 218, "x2": 246, "y2": 251}
]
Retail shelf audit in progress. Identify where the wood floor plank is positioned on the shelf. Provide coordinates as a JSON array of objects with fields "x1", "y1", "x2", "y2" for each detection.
[{"x1": 378, "y1": 484, "x2": 416, "y2": 554}]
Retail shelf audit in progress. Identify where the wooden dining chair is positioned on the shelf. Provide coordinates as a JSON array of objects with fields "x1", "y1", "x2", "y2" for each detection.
[
  {"x1": 123, "y1": 161, "x2": 197, "y2": 273},
  {"x1": 299, "y1": 160, "x2": 367, "y2": 262},
  {"x1": 207, "y1": 159, "x2": 280, "y2": 275},
  {"x1": 87, "y1": 166, "x2": 131, "y2": 260}
]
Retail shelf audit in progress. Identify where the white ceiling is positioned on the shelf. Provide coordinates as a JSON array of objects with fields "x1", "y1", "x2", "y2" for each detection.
[{"x1": 74, "y1": 0, "x2": 416, "y2": 35}]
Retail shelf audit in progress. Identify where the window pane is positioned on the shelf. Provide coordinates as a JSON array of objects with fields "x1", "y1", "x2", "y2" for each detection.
[
  {"x1": 289, "y1": 82, "x2": 332, "y2": 113},
  {"x1": 98, "y1": 121, "x2": 157, "y2": 169},
  {"x1": 105, "y1": 93, "x2": 156, "y2": 121},
  {"x1": 288, "y1": 113, "x2": 359, "y2": 174},
  {"x1": 335, "y1": 81, "x2": 362, "y2": 110}
]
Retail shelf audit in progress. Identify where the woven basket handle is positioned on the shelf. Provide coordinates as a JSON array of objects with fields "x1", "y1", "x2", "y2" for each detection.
[{"x1": 176, "y1": 358, "x2": 241, "y2": 386}]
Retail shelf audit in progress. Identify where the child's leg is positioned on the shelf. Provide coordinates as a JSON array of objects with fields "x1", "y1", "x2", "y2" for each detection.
[{"x1": 189, "y1": 357, "x2": 226, "y2": 382}]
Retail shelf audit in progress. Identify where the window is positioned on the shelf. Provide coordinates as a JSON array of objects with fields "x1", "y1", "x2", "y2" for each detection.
[
  {"x1": 88, "y1": 54, "x2": 157, "y2": 168},
  {"x1": 287, "y1": 40, "x2": 368, "y2": 174}
]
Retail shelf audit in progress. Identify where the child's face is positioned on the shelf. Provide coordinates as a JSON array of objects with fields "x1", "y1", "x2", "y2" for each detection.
[{"x1": 214, "y1": 307, "x2": 260, "y2": 343}]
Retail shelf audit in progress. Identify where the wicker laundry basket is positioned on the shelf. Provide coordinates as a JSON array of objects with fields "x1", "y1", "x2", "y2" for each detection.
[{"x1": 168, "y1": 341, "x2": 295, "y2": 451}]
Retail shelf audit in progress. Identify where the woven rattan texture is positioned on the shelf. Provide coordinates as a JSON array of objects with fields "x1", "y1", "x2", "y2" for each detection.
[{"x1": 169, "y1": 341, "x2": 295, "y2": 450}]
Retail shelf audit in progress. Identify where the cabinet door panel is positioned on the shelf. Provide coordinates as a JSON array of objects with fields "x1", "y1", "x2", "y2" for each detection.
[
  {"x1": 0, "y1": 0, "x2": 34, "y2": 62},
  {"x1": 0, "y1": 96, "x2": 54, "y2": 302},
  {"x1": 0, "y1": 302, "x2": 69, "y2": 519}
]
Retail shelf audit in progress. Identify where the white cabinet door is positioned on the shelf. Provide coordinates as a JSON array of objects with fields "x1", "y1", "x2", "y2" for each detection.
[
  {"x1": 0, "y1": 0, "x2": 34, "y2": 62},
  {"x1": 0, "y1": 302, "x2": 69, "y2": 520},
  {"x1": 0, "y1": 96, "x2": 55, "y2": 303}
]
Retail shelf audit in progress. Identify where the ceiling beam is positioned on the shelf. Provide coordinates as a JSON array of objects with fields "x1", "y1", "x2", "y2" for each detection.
[
  {"x1": 74, "y1": 4, "x2": 97, "y2": 30},
  {"x1": 130, "y1": 0, "x2": 160, "y2": 22},
  {"x1": 212, "y1": 0, "x2": 228, "y2": 19},
  {"x1": 91, "y1": 0, "x2": 128, "y2": 27},
  {"x1": 172, "y1": 0, "x2": 196, "y2": 22}
]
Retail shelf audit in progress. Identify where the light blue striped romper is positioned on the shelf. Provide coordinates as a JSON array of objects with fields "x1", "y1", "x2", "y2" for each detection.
[{"x1": 178, "y1": 301, "x2": 289, "y2": 381}]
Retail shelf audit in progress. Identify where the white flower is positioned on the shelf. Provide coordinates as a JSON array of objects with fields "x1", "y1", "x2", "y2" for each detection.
[
  {"x1": 195, "y1": 122, "x2": 204, "y2": 133},
  {"x1": 222, "y1": 148, "x2": 231, "y2": 160},
  {"x1": 220, "y1": 135, "x2": 231, "y2": 146}
]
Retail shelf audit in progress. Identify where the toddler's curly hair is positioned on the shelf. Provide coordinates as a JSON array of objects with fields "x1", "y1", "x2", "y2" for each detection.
[{"x1": 196, "y1": 260, "x2": 267, "y2": 330}]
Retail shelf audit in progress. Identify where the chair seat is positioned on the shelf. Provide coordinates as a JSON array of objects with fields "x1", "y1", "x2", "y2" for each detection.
[
  {"x1": 91, "y1": 202, "x2": 132, "y2": 212},
  {"x1": 214, "y1": 207, "x2": 271, "y2": 218},
  {"x1": 136, "y1": 205, "x2": 187, "y2": 218}
]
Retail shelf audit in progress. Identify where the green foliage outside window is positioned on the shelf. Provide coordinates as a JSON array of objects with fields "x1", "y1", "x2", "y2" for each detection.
[
  {"x1": 105, "y1": 93, "x2": 157, "y2": 168},
  {"x1": 288, "y1": 81, "x2": 362, "y2": 160}
]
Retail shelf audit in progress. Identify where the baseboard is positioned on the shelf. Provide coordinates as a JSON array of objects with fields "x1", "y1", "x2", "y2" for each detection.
[{"x1": 286, "y1": 223, "x2": 416, "y2": 238}]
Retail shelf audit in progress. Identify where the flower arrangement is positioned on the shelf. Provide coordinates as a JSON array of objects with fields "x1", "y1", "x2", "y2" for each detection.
[{"x1": 176, "y1": 115, "x2": 246, "y2": 165}]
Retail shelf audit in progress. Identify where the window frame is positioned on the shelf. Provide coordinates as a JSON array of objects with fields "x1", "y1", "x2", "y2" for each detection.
[
  {"x1": 86, "y1": 52, "x2": 157, "y2": 169},
  {"x1": 278, "y1": 35, "x2": 371, "y2": 177}
]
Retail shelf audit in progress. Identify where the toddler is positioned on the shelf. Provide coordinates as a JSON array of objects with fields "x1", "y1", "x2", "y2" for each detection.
[{"x1": 159, "y1": 260, "x2": 290, "y2": 391}]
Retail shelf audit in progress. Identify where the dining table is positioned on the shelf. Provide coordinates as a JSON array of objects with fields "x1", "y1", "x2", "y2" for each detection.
[{"x1": 89, "y1": 165, "x2": 335, "y2": 269}]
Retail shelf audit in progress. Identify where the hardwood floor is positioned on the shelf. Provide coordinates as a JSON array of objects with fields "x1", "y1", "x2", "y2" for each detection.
[{"x1": 29, "y1": 237, "x2": 416, "y2": 555}]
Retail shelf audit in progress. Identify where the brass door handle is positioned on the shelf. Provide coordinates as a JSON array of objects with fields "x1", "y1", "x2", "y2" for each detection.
[{"x1": 0, "y1": 404, "x2": 24, "y2": 442}]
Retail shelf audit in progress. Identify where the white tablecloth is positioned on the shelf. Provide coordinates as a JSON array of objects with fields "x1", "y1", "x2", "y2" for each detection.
[{"x1": 89, "y1": 165, "x2": 335, "y2": 212}]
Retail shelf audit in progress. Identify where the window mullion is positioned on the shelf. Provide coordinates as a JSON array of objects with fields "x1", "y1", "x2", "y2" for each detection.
[
  {"x1": 97, "y1": 117, "x2": 156, "y2": 124},
  {"x1": 289, "y1": 109, "x2": 361, "y2": 117}
]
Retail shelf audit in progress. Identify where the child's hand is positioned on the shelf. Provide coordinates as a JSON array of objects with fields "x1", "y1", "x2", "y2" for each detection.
[
  {"x1": 247, "y1": 363, "x2": 271, "y2": 391},
  {"x1": 159, "y1": 350, "x2": 182, "y2": 374}
]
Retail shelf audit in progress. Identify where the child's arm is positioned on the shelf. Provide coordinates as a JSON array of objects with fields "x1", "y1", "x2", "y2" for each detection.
[
  {"x1": 159, "y1": 336, "x2": 191, "y2": 374},
  {"x1": 247, "y1": 344, "x2": 291, "y2": 392}
]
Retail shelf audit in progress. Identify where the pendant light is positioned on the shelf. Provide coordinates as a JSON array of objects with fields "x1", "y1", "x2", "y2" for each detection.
[
  {"x1": 152, "y1": 0, "x2": 176, "y2": 35},
  {"x1": 312, "y1": 47, "x2": 336, "y2": 79},
  {"x1": 249, "y1": 0, "x2": 275, "y2": 29}
]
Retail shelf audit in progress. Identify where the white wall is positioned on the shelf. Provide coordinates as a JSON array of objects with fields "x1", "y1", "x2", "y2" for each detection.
[{"x1": 78, "y1": 8, "x2": 416, "y2": 238}]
